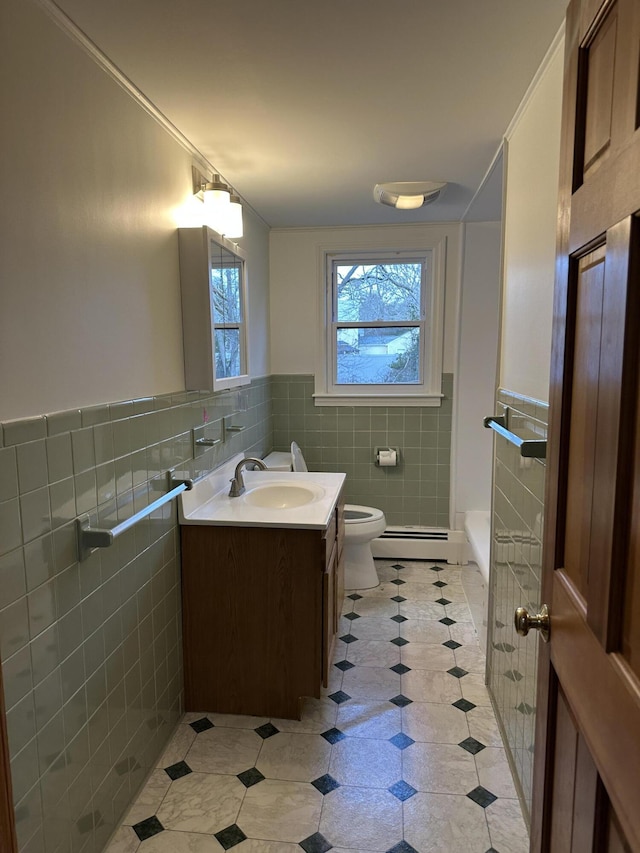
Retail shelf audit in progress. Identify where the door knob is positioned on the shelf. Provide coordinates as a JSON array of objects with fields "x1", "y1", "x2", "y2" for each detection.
[{"x1": 514, "y1": 603, "x2": 550, "y2": 643}]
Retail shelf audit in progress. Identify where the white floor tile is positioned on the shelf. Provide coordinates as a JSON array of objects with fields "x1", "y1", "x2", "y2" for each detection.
[
  {"x1": 403, "y1": 792, "x2": 492, "y2": 852},
  {"x1": 319, "y1": 787, "x2": 403, "y2": 851},
  {"x1": 255, "y1": 731, "x2": 331, "y2": 782},
  {"x1": 237, "y1": 779, "x2": 323, "y2": 843},
  {"x1": 329, "y1": 737, "x2": 402, "y2": 788}
]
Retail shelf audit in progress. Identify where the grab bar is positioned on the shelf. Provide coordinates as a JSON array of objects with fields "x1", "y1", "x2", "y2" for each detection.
[
  {"x1": 76, "y1": 473, "x2": 193, "y2": 561},
  {"x1": 483, "y1": 415, "x2": 547, "y2": 459}
]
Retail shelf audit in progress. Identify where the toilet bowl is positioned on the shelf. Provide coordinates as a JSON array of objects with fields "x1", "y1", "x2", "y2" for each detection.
[{"x1": 262, "y1": 443, "x2": 386, "y2": 589}]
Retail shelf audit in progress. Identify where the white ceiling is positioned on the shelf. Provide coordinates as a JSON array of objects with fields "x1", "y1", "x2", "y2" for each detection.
[{"x1": 56, "y1": 0, "x2": 567, "y2": 228}]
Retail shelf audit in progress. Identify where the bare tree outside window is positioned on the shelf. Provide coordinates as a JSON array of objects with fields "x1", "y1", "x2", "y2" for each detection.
[{"x1": 334, "y1": 261, "x2": 425, "y2": 385}]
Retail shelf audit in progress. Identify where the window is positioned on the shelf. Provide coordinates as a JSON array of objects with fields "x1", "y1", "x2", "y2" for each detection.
[{"x1": 315, "y1": 245, "x2": 445, "y2": 406}]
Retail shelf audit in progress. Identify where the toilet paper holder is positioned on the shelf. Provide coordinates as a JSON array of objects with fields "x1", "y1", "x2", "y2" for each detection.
[{"x1": 374, "y1": 446, "x2": 400, "y2": 466}]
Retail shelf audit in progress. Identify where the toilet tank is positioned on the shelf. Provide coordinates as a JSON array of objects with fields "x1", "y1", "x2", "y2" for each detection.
[{"x1": 262, "y1": 451, "x2": 293, "y2": 471}]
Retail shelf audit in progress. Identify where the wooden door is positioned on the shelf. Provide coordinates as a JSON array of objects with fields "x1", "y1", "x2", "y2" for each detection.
[{"x1": 531, "y1": 0, "x2": 640, "y2": 849}]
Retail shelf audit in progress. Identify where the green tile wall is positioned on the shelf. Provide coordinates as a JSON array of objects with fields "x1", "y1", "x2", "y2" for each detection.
[
  {"x1": 0, "y1": 371, "x2": 455, "y2": 853},
  {"x1": 487, "y1": 388, "x2": 548, "y2": 825},
  {"x1": 271, "y1": 374, "x2": 453, "y2": 528},
  {"x1": 0, "y1": 378, "x2": 272, "y2": 853}
]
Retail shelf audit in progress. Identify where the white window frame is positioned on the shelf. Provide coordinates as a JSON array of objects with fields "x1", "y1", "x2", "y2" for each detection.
[{"x1": 314, "y1": 240, "x2": 445, "y2": 406}]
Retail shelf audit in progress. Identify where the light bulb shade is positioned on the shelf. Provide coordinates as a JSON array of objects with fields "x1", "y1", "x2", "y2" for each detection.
[
  {"x1": 225, "y1": 195, "x2": 244, "y2": 239},
  {"x1": 373, "y1": 181, "x2": 447, "y2": 209},
  {"x1": 395, "y1": 194, "x2": 425, "y2": 210},
  {"x1": 202, "y1": 175, "x2": 231, "y2": 235}
]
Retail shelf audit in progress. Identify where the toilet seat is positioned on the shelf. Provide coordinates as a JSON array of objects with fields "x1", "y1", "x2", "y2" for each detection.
[{"x1": 344, "y1": 505, "x2": 385, "y2": 523}]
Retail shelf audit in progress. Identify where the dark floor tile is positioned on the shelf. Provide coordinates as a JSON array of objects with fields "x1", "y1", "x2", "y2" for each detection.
[
  {"x1": 328, "y1": 690, "x2": 351, "y2": 704},
  {"x1": 321, "y1": 727, "x2": 346, "y2": 744},
  {"x1": 344, "y1": 612, "x2": 361, "y2": 621},
  {"x1": 447, "y1": 666, "x2": 469, "y2": 678},
  {"x1": 443, "y1": 639, "x2": 462, "y2": 650},
  {"x1": 334, "y1": 659, "x2": 355, "y2": 672},
  {"x1": 435, "y1": 597, "x2": 452, "y2": 606},
  {"x1": 348, "y1": 593, "x2": 363, "y2": 600},
  {"x1": 340, "y1": 633, "x2": 358, "y2": 644},
  {"x1": 459, "y1": 737, "x2": 486, "y2": 755},
  {"x1": 390, "y1": 663, "x2": 411, "y2": 675},
  {"x1": 311, "y1": 774, "x2": 341, "y2": 795},
  {"x1": 467, "y1": 785, "x2": 498, "y2": 808},
  {"x1": 237, "y1": 767, "x2": 265, "y2": 788},
  {"x1": 389, "y1": 732, "x2": 414, "y2": 750},
  {"x1": 433, "y1": 580, "x2": 447, "y2": 588},
  {"x1": 389, "y1": 694, "x2": 413, "y2": 707},
  {"x1": 390, "y1": 614, "x2": 408, "y2": 623},
  {"x1": 132, "y1": 816, "x2": 164, "y2": 841},
  {"x1": 391, "y1": 578, "x2": 406, "y2": 585},
  {"x1": 189, "y1": 716, "x2": 214, "y2": 733},
  {"x1": 391, "y1": 564, "x2": 405, "y2": 570},
  {"x1": 388, "y1": 780, "x2": 417, "y2": 801},
  {"x1": 391, "y1": 595, "x2": 407, "y2": 603},
  {"x1": 164, "y1": 761, "x2": 192, "y2": 781},
  {"x1": 452, "y1": 698, "x2": 477, "y2": 713},
  {"x1": 390, "y1": 637, "x2": 409, "y2": 647},
  {"x1": 214, "y1": 824, "x2": 248, "y2": 849},
  {"x1": 430, "y1": 565, "x2": 445, "y2": 572},
  {"x1": 299, "y1": 831, "x2": 333, "y2": 852},
  {"x1": 254, "y1": 722, "x2": 280, "y2": 739},
  {"x1": 387, "y1": 840, "x2": 419, "y2": 853},
  {"x1": 440, "y1": 617, "x2": 456, "y2": 626}
]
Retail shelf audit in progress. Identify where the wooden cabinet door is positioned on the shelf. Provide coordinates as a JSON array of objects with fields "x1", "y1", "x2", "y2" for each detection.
[
  {"x1": 322, "y1": 544, "x2": 337, "y2": 688},
  {"x1": 532, "y1": 0, "x2": 640, "y2": 849}
]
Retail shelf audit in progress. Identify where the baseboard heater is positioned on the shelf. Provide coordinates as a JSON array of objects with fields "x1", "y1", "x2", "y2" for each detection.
[{"x1": 371, "y1": 527, "x2": 468, "y2": 565}]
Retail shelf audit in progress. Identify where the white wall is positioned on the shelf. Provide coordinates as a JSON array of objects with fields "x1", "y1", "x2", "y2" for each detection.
[
  {"x1": 453, "y1": 221, "x2": 502, "y2": 523},
  {"x1": 269, "y1": 223, "x2": 462, "y2": 375},
  {"x1": 500, "y1": 34, "x2": 564, "y2": 402},
  {"x1": 0, "y1": 0, "x2": 270, "y2": 422}
]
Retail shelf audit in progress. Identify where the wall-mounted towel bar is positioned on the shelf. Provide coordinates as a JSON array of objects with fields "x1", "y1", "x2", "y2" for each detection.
[
  {"x1": 76, "y1": 473, "x2": 193, "y2": 561},
  {"x1": 483, "y1": 415, "x2": 547, "y2": 459}
]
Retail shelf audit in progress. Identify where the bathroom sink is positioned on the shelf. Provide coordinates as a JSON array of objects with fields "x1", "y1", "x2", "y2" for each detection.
[{"x1": 243, "y1": 482, "x2": 325, "y2": 509}]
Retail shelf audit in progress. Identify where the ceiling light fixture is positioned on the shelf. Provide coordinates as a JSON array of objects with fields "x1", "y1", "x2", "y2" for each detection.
[{"x1": 373, "y1": 181, "x2": 447, "y2": 209}]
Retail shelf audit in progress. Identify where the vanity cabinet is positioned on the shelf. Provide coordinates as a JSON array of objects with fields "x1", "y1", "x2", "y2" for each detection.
[{"x1": 181, "y1": 491, "x2": 345, "y2": 719}]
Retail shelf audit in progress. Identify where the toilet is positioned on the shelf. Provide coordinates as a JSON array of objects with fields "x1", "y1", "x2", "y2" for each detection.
[{"x1": 262, "y1": 442, "x2": 386, "y2": 589}]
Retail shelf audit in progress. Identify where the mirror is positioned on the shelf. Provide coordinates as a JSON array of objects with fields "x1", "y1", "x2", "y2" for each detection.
[{"x1": 178, "y1": 226, "x2": 249, "y2": 391}]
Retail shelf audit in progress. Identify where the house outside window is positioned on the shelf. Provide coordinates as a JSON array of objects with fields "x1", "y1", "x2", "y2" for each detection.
[{"x1": 314, "y1": 244, "x2": 445, "y2": 406}]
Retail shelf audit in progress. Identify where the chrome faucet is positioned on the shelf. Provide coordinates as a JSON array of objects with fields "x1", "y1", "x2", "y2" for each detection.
[{"x1": 228, "y1": 457, "x2": 267, "y2": 497}]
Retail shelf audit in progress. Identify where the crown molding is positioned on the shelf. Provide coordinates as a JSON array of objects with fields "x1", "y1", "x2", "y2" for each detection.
[{"x1": 35, "y1": 0, "x2": 213, "y2": 177}]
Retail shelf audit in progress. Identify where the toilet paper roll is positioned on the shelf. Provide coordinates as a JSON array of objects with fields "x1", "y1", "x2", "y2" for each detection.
[{"x1": 378, "y1": 449, "x2": 397, "y2": 467}]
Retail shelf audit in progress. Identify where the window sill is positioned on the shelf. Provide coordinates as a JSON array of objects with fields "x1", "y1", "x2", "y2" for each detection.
[{"x1": 312, "y1": 392, "x2": 443, "y2": 408}]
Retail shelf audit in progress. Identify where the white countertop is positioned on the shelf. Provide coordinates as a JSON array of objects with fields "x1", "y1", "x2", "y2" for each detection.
[{"x1": 179, "y1": 453, "x2": 346, "y2": 529}]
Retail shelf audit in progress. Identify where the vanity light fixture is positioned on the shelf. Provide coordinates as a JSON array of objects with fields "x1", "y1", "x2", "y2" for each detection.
[
  {"x1": 189, "y1": 167, "x2": 244, "y2": 238},
  {"x1": 373, "y1": 180, "x2": 447, "y2": 209},
  {"x1": 203, "y1": 174, "x2": 231, "y2": 234},
  {"x1": 225, "y1": 194, "x2": 244, "y2": 239}
]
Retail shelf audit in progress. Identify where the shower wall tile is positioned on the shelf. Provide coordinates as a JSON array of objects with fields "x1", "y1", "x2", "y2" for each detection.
[
  {"x1": 0, "y1": 377, "x2": 272, "y2": 853},
  {"x1": 271, "y1": 374, "x2": 452, "y2": 528},
  {"x1": 487, "y1": 388, "x2": 547, "y2": 826}
]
